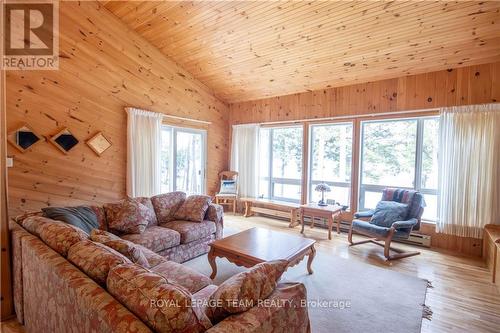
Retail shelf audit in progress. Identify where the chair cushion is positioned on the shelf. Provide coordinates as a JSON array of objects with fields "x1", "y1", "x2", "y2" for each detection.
[
  {"x1": 163, "y1": 220, "x2": 216, "y2": 244},
  {"x1": 151, "y1": 192, "x2": 187, "y2": 224},
  {"x1": 68, "y1": 240, "x2": 131, "y2": 286},
  {"x1": 208, "y1": 260, "x2": 288, "y2": 323},
  {"x1": 370, "y1": 201, "x2": 408, "y2": 228},
  {"x1": 37, "y1": 220, "x2": 89, "y2": 257},
  {"x1": 352, "y1": 219, "x2": 412, "y2": 240},
  {"x1": 89, "y1": 228, "x2": 121, "y2": 243},
  {"x1": 107, "y1": 263, "x2": 212, "y2": 333},
  {"x1": 42, "y1": 206, "x2": 100, "y2": 234},
  {"x1": 121, "y1": 226, "x2": 180, "y2": 253},
  {"x1": 151, "y1": 261, "x2": 212, "y2": 293},
  {"x1": 173, "y1": 195, "x2": 212, "y2": 223},
  {"x1": 104, "y1": 198, "x2": 155, "y2": 234},
  {"x1": 21, "y1": 216, "x2": 57, "y2": 237}
]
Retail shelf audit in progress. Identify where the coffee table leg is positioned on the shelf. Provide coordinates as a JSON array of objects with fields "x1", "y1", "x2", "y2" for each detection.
[
  {"x1": 208, "y1": 247, "x2": 217, "y2": 279},
  {"x1": 307, "y1": 245, "x2": 316, "y2": 274}
]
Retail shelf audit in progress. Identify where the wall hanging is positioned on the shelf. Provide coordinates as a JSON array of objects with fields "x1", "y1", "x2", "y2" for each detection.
[
  {"x1": 86, "y1": 131, "x2": 112, "y2": 156},
  {"x1": 49, "y1": 128, "x2": 79, "y2": 154},
  {"x1": 7, "y1": 123, "x2": 44, "y2": 153}
]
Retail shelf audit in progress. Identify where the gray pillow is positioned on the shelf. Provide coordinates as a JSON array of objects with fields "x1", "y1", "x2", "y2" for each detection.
[
  {"x1": 42, "y1": 206, "x2": 99, "y2": 234},
  {"x1": 370, "y1": 201, "x2": 408, "y2": 228}
]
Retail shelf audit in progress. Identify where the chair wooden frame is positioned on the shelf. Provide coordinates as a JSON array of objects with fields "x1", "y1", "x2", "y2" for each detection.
[
  {"x1": 347, "y1": 217, "x2": 420, "y2": 261},
  {"x1": 215, "y1": 171, "x2": 238, "y2": 214}
]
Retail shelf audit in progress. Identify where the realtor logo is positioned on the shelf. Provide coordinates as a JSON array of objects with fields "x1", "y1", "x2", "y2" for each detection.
[{"x1": 2, "y1": 0, "x2": 59, "y2": 70}]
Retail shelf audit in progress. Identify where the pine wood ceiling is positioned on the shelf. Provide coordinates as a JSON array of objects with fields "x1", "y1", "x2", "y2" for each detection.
[{"x1": 104, "y1": 1, "x2": 500, "y2": 103}]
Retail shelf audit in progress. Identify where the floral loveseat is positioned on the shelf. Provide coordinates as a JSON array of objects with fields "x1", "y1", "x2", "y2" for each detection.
[{"x1": 10, "y1": 192, "x2": 311, "y2": 333}]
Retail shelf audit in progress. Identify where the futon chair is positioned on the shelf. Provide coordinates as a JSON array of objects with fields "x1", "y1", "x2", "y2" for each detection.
[{"x1": 348, "y1": 188, "x2": 425, "y2": 261}]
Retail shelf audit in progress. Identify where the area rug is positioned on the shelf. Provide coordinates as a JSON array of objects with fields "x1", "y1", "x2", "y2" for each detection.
[{"x1": 185, "y1": 245, "x2": 429, "y2": 333}]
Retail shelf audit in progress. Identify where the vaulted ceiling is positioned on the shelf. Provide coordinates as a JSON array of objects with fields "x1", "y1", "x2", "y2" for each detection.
[{"x1": 103, "y1": 1, "x2": 500, "y2": 103}]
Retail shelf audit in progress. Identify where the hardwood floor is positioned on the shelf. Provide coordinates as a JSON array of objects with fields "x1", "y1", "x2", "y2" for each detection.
[
  {"x1": 226, "y1": 214, "x2": 500, "y2": 333},
  {"x1": 2, "y1": 214, "x2": 499, "y2": 333}
]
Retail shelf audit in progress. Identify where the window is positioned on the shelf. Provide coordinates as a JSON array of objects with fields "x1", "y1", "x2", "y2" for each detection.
[
  {"x1": 359, "y1": 117, "x2": 439, "y2": 221},
  {"x1": 259, "y1": 126, "x2": 303, "y2": 202},
  {"x1": 160, "y1": 126, "x2": 207, "y2": 195},
  {"x1": 308, "y1": 122, "x2": 353, "y2": 207}
]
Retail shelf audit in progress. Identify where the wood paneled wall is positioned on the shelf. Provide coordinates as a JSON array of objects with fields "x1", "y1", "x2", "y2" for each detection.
[
  {"x1": 229, "y1": 62, "x2": 500, "y2": 124},
  {"x1": 229, "y1": 62, "x2": 500, "y2": 256},
  {"x1": 5, "y1": 1, "x2": 229, "y2": 217}
]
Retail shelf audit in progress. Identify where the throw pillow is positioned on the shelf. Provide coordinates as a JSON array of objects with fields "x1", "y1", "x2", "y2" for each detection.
[
  {"x1": 219, "y1": 180, "x2": 237, "y2": 194},
  {"x1": 208, "y1": 260, "x2": 288, "y2": 323},
  {"x1": 68, "y1": 240, "x2": 131, "y2": 286},
  {"x1": 107, "y1": 263, "x2": 212, "y2": 333},
  {"x1": 90, "y1": 229, "x2": 150, "y2": 267},
  {"x1": 370, "y1": 201, "x2": 408, "y2": 228},
  {"x1": 133, "y1": 197, "x2": 158, "y2": 226},
  {"x1": 173, "y1": 195, "x2": 212, "y2": 223},
  {"x1": 104, "y1": 199, "x2": 154, "y2": 234},
  {"x1": 151, "y1": 192, "x2": 187, "y2": 224},
  {"x1": 42, "y1": 206, "x2": 99, "y2": 234}
]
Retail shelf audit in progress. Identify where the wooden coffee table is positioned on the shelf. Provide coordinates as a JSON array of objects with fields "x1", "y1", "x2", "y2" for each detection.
[{"x1": 208, "y1": 227, "x2": 316, "y2": 279}]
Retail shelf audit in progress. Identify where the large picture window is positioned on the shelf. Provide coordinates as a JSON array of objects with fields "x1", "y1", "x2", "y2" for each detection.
[
  {"x1": 160, "y1": 126, "x2": 207, "y2": 195},
  {"x1": 259, "y1": 126, "x2": 303, "y2": 202},
  {"x1": 359, "y1": 117, "x2": 439, "y2": 221},
  {"x1": 308, "y1": 122, "x2": 353, "y2": 207}
]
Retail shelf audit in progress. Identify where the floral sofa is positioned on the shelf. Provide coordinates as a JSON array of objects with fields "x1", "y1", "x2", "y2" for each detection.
[{"x1": 10, "y1": 192, "x2": 311, "y2": 333}]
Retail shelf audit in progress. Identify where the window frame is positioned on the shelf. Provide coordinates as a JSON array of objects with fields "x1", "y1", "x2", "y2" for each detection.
[
  {"x1": 358, "y1": 116, "x2": 439, "y2": 221},
  {"x1": 307, "y1": 121, "x2": 354, "y2": 206},
  {"x1": 259, "y1": 125, "x2": 303, "y2": 203},
  {"x1": 160, "y1": 124, "x2": 207, "y2": 195}
]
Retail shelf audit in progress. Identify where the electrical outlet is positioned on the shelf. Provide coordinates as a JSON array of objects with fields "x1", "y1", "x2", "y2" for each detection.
[{"x1": 6, "y1": 157, "x2": 13, "y2": 168}]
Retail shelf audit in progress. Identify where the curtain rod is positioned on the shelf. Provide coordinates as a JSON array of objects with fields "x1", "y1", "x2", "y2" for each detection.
[
  {"x1": 234, "y1": 107, "x2": 440, "y2": 127},
  {"x1": 162, "y1": 114, "x2": 212, "y2": 125}
]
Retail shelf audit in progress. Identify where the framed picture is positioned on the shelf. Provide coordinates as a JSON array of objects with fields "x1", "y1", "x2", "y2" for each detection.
[
  {"x1": 49, "y1": 128, "x2": 79, "y2": 154},
  {"x1": 86, "y1": 132, "x2": 112, "y2": 156},
  {"x1": 7, "y1": 123, "x2": 44, "y2": 153}
]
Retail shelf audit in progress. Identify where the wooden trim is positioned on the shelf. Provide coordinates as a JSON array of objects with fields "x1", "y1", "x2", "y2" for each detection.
[
  {"x1": 300, "y1": 122, "x2": 309, "y2": 205},
  {"x1": 350, "y1": 119, "x2": 361, "y2": 214},
  {"x1": 1, "y1": 64, "x2": 14, "y2": 319}
]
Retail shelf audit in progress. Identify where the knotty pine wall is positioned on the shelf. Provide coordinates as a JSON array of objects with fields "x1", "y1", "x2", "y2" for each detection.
[
  {"x1": 229, "y1": 62, "x2": 500, "y2": 124},
  {"x1": 229, "y1": 62, "x2": 500, "y2": 257},
  {"x1": 5, "y1": 1, "x2": 229, "y2": 217}
]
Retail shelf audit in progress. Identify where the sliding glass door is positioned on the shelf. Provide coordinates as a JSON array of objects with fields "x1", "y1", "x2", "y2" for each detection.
[{"x1": 160, "y1": 126, "x2": 206, "y2": 195}]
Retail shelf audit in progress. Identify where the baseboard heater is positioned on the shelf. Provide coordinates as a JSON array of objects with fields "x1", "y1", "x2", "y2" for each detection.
[{"x1": 254, "y1": 211, "x2": 432, "y2": 248}]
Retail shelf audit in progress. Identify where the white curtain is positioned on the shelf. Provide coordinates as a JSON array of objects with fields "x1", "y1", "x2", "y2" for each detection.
[
  {"x1": 230, "y1": 124, "x2": 260, "y2": 197},
  {"x1": 126, "y1": 107, "x2": 163, "y2": 197},
  {"x1": 437, "y1": 104, "x2": 500, "y2": 238}
]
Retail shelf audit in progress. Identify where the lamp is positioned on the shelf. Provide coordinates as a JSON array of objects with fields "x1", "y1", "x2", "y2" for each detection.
[{"x1": 315, "y1": 183, "x2": 331, "y2": 206}]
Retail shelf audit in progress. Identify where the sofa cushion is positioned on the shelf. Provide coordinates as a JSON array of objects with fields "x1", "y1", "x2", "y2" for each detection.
[
  {"x1": 42, "y1": 206, "x2": 100, "y2": 234},
  {"x1": 89, "y1": 228, "x2": 121, "y2": 243},
  {"x1": 104, "y1": 199, "x2": 154, "y2": 234},
  {"x1": 21, "y1": 216, "x2": 55, "y2": 237},
  {"x1": 370, "y1": 201, "x2": 408, "y2": 228},
  {"x1": 173, "y1": 195, "x2": 212, "y2": 223},
  {"x1": 121, "y1": 226, "x2": 180, "y2": 253},
  {"x1": 107, "y1": 263, "x2": 212, "y2": 333},
  {"x1": 133, "y1": 197, "x2": 158, "y2": 226},
  {"x1": 163, "y1": 220, "x2": 216, "y2": 244},
  {"x1": 208, "y1": 260, "x2": 288, "y2": 323},
  {"x1": 151, "y1": 192, "x2": 187, "y2": 224},
  {"x1": 68, "y1": 240, "x2": 131, "y2": 286},
  {"x1": 90, "y1": 229, "x2": 148, "y2": 266},
  {"x1": 38, "y1": 220, "x2": 89, "y2": 257},
  {"x1": 151, "y1": 261, "x2": 212, "y2": 293}
]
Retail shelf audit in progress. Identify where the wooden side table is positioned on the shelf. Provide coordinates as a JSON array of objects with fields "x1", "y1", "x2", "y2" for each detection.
[{"x1": 300, "y1": 203, "x2": 342, "y2": 240}]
